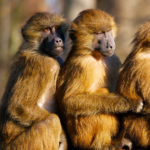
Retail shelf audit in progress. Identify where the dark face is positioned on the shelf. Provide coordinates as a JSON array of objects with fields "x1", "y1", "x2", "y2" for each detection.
[
  {"x1": 92, "y1": 30, "x2": 115, "y2": 57},
  {"x1": 41, "y1": 26, "x2": 65, "y2": 57}
]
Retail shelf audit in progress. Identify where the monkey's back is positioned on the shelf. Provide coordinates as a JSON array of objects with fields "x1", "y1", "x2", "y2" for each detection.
[
  {"x1": 117, "y1": 48, "x2": 150, "y2": 104},
  {"x1": 0, "y1": 49, "x2": 60, "y2": 143}
]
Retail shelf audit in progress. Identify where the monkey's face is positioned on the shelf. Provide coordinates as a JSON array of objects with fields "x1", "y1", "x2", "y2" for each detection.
[
  {"x1": 21, "y1": 12, "x2": 66, "y2": 47},
  {"x1": 92, "y1": 30, "x2": 116, "y2": 57},
  {"x1": 70, "y1": 9, "x2": 117, "y2": 57},
  {"x1": 41, "y1": 26, "x2": 65, "y2": 57}
]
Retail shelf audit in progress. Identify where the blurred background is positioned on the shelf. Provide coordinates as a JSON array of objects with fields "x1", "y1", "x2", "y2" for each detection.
[{"x1": 0, "y1": 0, "x2": 150, "y2": 98}]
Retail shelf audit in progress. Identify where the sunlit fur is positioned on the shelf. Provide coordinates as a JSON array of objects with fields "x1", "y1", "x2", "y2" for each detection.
[
  {"x1": 56, "y1": 9, "x2": 142, "y2": 150},
  {"x1": 0, "y1": 12, "x2": 68, "y2": 150},
  {"x1": 117, "y1": 21, "x2": 150, "y2": 149}
]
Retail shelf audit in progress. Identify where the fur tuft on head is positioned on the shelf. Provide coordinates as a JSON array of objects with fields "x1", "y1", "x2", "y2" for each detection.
[
  {"x1": 133, "y1": 21, "x2": 150, "y2": 46},
  {"x1": 71, "y1": 9, "x2": 117, "y2": 38},
  {"x1": 21, "y1": 12, "x2": 66, "y2": 42}
]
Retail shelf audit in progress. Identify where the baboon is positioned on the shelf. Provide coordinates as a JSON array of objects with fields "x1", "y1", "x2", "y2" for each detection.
[
  {"x1": 56, "y1": 9, "x2": 143, "y2": 150},
  {"x1": 0, "y1": 12, "x2": 68, "y2": 150},
  {"x1": 117, "y1": 21, "x2": 150, "y2": 149}
]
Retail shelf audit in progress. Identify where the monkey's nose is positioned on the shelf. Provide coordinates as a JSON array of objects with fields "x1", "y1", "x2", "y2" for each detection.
[
  {"x1": 106, "y1": 42, "x2": 112, "y2": 49},
  {"x1": 106, "y1": 41, "x2": 115, "y2": 51},
  {"x1": 54, "y1": 37, "x2": 63, "y2": 47}
]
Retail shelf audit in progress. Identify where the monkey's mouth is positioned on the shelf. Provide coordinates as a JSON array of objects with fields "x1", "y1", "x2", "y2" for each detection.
[
  {"x1": 95, "y1": 47, "x2": 114, "y2": 57},
  {"x1": 55, "y1": 46, "x2": 64, "y2": 52},
  {"x1": 102, "y1": 50, "x2": 114, "y2": 57},
  {"x1": 54, "y1": 46, "x2": 64, "y2": 56}
]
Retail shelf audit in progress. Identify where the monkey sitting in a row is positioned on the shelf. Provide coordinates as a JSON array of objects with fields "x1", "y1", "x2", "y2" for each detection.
[
  {"x1": 117, "y1": 21, "x2": 150, "y2": 150},
  {"x1": 0, "y1": 9, "x2": 148, "y2": 150},
  {"x1": 56, "y1": 9, "x2": 143, "y2": 150},
  {"x1": 0, "y1": 12, "x2": 68, "y2": 150}
]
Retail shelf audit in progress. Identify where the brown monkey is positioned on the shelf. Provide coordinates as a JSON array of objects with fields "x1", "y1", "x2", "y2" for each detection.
[
  {"x1": 117, "y1": 21, "x2": 150, "y2": 149},
  {"x1": 56, "y1": 9, "x2": 143, "y2": 150},
  {"x1": 0, "y1": 12, "x2": 68, "y2": 150}
]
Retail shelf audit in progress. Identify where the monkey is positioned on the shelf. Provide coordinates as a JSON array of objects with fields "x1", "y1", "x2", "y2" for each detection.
[
  {"x1": 56, "y1": 9, "x2": 143, "y2": 150},
  {"x1": 116, "y1": 21, "x2": 150, "y2": 149},
  {"x1": 0, "y1": 12, "x2": 68, "y2": 150}
]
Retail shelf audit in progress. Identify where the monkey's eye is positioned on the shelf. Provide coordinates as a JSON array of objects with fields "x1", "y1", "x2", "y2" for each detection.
[
  {"x1": 94, "y1": 31, "x2": 102, "y2": 35},
  {"x1": 43, "y1": 27, "x2": 51, "y2": 32}
]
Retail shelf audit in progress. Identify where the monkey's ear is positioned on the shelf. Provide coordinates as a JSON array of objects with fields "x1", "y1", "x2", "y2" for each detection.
[
  {"x1": 135, "y1": 21, "x2": 150, "y2": 43},
  {"x1": 69, "y1": 29, "x2": 75, "y2": 41},
  {"x1": 21, "y1": 26, "x2": 29, "y2": 41},
  {"x1": 21, "y1": 23, "x2": 29, "y2": 40},
  {"x1": 21, "y1": 26, "x2": 26, "y2": 40}
]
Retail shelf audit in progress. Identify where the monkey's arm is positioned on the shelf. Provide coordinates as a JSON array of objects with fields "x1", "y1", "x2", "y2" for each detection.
[
  {"x1": 118, "y1": 60, "x2": 150, "y2": 114},
  {"x1": 7, "y1": 52, "x2": 55, "y2": 127},
  {"x1": 60, "y1": 93, "x2": 142, "y2": 117},
  {"x1": 57, "y1": 59, "x2": 142, "y2": 117},
  {"x1": 136, "y1": 71, "x2": 150, "y2": 114},
  {"x1": 8, "y1": 104, "x2": 49, "y2": 127}
]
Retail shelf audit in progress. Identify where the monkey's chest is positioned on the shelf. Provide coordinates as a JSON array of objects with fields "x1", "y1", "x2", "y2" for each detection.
[{"x1": 88, "y1": 62, "x2": 108, "y2": 92}]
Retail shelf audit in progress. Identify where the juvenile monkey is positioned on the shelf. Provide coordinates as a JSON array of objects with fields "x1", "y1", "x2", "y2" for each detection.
[
  {"x1": 117, "y1": 21, "x2": 150, "y2": 149},
  {"x1": 0, "y1": 12, "x2": 68, "y2": 150},
  {"x1": 56, "y1": 9, "x2": 143, "y2": 150}
]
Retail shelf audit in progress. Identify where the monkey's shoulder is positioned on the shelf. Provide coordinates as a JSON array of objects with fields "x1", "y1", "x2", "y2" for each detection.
[
  {"x1": 14, "y1": 50, "x2": 59, "y2": 70},
  {"x1": 13, "y1": 52, "x2": 59, "y2": 83}
]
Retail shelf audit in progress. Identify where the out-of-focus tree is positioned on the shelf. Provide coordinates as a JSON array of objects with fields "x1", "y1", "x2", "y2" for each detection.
[
  {"x1": 64, "y1": 0, "x2": 97, "y2": 21},
  {"x1": 0, "y1": 0, "x2": 11, "y2": 99},
  {"x1": 46, "y1": 0, "x2": 65, "y2": 15}
]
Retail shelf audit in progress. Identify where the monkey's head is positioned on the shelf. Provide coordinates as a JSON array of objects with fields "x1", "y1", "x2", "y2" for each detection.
[
  {"x1": 22, "y1": 12, "x2": 68, "y2": 58},
  {"x1": 133, "y1": 21, "x2": 150, "y2": 48},
  {"x1": 70, "y1": 9, "x2": 117, "y2": 57}
]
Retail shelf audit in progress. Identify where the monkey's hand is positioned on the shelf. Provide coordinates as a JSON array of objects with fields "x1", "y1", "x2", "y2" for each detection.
[
  {"x1": 136, "y1": 100, "x2": 144, "y2": 113},
  {"x1": 8, "y1": 104, "x2": 50, "y2": 127},
  {"x1": 131, "y1": 100, "x2": 144, "y2": 113}
]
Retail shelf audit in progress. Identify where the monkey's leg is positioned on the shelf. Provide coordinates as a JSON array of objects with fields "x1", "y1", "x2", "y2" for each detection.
[
  {"x1": 123, "y1": 115, "x2": 150, "y2": 148},
  {"x1": 67, "y1": 114, "x2": 119, "y2": 150},
  {"x1": 5, "y1": 114, "x2": 63, "y2": 150},
  {"x1": 112, "y1": 115, "x2": 150, "y2": 150}
]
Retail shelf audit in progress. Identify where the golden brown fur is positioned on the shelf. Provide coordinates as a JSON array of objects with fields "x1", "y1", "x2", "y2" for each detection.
[
  {"x1": 0, "y1": 12, "x2": 68, "y2": 150},
  {"x1": 117, "y1": 21, "x2": 150, "y2": 149},
  {"x1": 56, "y1": 9, "x2": 142, "y2": 150}
]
